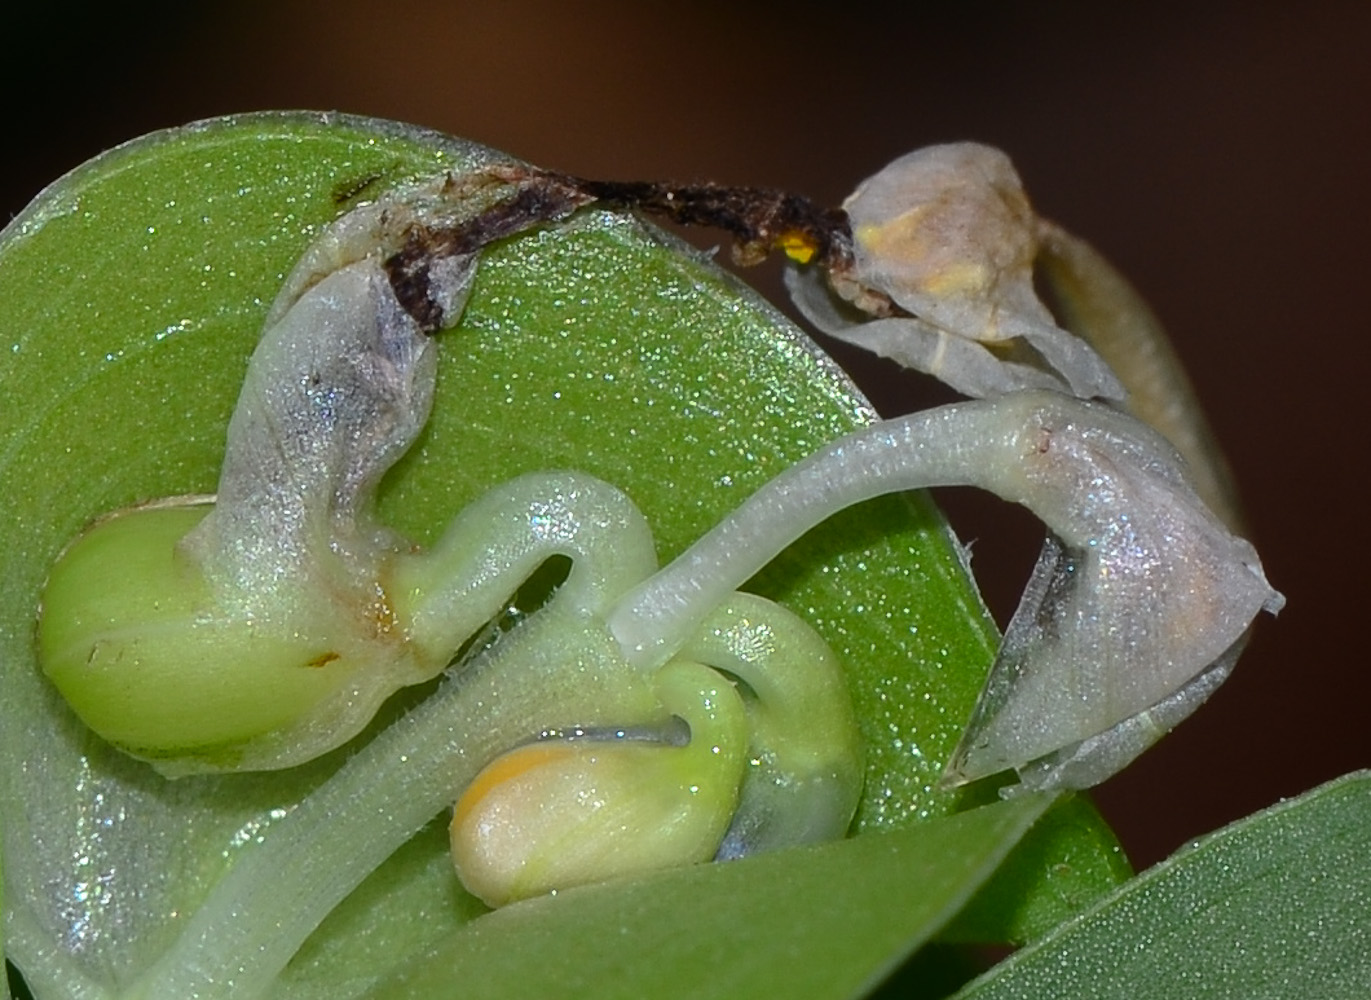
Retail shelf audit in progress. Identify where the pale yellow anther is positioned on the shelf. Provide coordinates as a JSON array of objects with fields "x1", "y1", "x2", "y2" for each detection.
[{"x1": 449, "y1": 659, "x2": 749, "y2": 907}]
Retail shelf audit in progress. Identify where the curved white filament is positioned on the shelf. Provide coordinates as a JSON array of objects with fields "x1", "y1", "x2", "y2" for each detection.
[
  {"x1": 393, "y1": 471, "x2": 658, "y2": 663},
  {"x1": 606, "y1": 391, "x2": 1038, "y2": 664}
]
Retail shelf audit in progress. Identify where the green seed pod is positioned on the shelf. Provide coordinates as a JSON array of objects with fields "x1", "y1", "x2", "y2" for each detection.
[
  {"x1": 36, "y1": 235, "x2": 465, "y2": 773},
  {"x1": 38, "y1": 499, "x2": 424, "y2": 771}
]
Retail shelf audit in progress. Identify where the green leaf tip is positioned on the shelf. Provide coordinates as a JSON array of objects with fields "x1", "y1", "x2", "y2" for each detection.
[{"x1": 953, "y1": 772, "x2": 1371, "y2": 1000}]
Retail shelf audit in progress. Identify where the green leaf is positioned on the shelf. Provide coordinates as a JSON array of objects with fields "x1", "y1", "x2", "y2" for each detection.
[
  {"x1": 360, "y1": 795, "x2": 1056, "y2": 1000},
  {"x1": 0, "y1": 112, "x2": 1123, "y2": 998},
  {"x1": 941, "y1": 793, "x2": 1131, "y2": 945},
  {"x1": 953, "y1": 771, "x2": 1371, "y2": 999}
]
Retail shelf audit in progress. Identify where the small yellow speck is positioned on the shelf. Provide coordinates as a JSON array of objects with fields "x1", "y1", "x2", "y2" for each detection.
[{"x1": 777, "y1": 232, "x2": 817, "y2": 264}]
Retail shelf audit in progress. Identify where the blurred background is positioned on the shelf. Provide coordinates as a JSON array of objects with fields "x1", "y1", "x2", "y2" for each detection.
[{"x1": 3, "y1": 1, "x2": 1367, "y2": 870}]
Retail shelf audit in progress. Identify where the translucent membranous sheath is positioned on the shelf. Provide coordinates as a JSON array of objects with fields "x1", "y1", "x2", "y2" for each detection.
[{"x1": 608, "y1": 390, "x2": 1282, "y2": 791}]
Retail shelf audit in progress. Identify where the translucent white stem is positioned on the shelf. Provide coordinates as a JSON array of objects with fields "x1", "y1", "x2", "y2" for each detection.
[
  {"x1": 605, "y1": 388, "x2": 1281, "y2": 796},
  {"x1": 605, "y1": 388, "x2": 1250, "y2": 670},
  {"x1": 393, "y1": 471, "x2": 657, "y2": 665},
  {"x1": 122, "y1": 605, "x2": 660, "y2": 1000},
  {"x1": 607, "y1": 393, "x2": 1052, "y2": 667}
]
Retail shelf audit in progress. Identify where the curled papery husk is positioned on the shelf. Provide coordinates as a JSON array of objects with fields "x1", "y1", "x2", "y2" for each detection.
[
  {"x1": 845, "y1": 144, "x2": 1045, "y2": 334},
  {"x1": 943, "y1": 392, "x2": 1284, "y2": 792},
  {"x1": 787, "y1": 143, "x2": 1123, "y2": 401}
]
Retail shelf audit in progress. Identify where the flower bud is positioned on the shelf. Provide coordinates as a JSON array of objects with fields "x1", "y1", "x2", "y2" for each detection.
[{"x1": 450, "y1": 659, "x2": 748, "y2": 907}]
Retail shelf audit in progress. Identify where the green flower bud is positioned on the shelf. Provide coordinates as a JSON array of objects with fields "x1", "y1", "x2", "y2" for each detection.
[{"x1": 450, "y1": 659, "x2": 749, "y2": 907}]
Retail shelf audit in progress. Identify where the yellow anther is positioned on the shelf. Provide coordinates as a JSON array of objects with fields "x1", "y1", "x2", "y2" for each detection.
[{"x1": 777, "y1": 231, "x2": 818, "y2": 264}]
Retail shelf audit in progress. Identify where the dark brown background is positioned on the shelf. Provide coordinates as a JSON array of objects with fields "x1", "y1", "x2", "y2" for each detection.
[{"x1": 5, "y1": 1, "x2": 1367, "y2": 870}]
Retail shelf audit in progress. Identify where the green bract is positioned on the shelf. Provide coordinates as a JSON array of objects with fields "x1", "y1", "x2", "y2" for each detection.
[{"x1": 0, "y1": 113, "x2": 1127, "y2": 999}]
